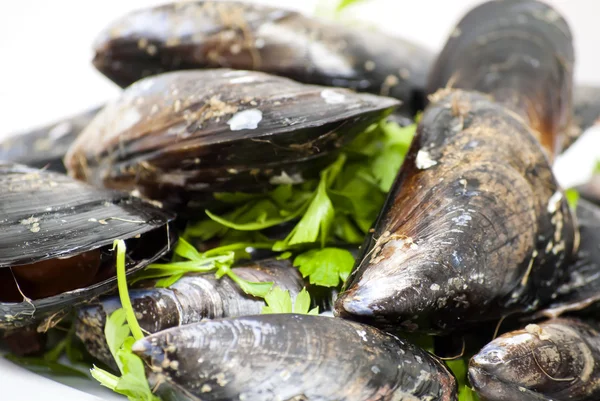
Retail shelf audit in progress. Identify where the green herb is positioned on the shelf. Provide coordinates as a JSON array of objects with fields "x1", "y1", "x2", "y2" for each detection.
[
  {"x1": 565, "y1": 188, "x2": 580, "y2": 211},
  {"x1": 445, "y1": 358, "x2": 480, "y2": 401},
  {"x1": 142, "y1": 238, "x2": 274, "y2": 297},
  {"x1": 90, "y1": 310, "x2": 160, "y2": 401},
  {"x1": 293, "y1": 248, "x2": 355, "y2": 287},
  {"x1": 594, "y1": 159, "x2": 600, "y2": 175},
  {"x1": 182, "y1": 120, "x2": 415, "y2": 288},
  {"x1": 262, "y1": 287, "x2": 319, "y2": 315},
  {"x1": 335, "y1": 0, "x2": 369, "y2": 12}
]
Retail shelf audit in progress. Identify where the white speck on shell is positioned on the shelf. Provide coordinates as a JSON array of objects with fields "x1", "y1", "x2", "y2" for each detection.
[
  {"x1": 430, "y1": 284, "x2": 441, "y2": 291},
  {"x1": 269, "y1": 171, "x2": 303, "y2": 185},
  {"x1": 230, "y1": 75, "x2": 256, "y2": 84},
  {"x1": 227, "y1": 109, "x2": 262, "y2": 131},
  {"x1": 415, "y1": 150, "x2": 438, "y2": 169},
  {"x1": 547, "y1": 191, "x2": 563, "y2": 214},
  {"x1": 320, "y1": 89, "x2": 346, "y2": 104}
]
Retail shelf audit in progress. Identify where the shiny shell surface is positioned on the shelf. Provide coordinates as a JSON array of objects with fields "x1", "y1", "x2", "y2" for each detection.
[
  {"x1": 92, "y1": 0, "x2": 433, "y2": 115},
  {"x1": 64, "y1": 69, "x2": 399, "y2": 212}
]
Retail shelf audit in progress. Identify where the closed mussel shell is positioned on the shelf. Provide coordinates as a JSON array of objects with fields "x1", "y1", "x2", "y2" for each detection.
[
  {"x1": 75, "y1": 259, "x2": 304, "y2": 369},
  {"x1": 0, "y1": 162, "x2": 174, "y2": 330},
  {"x1": 0, "y1": 106, "x2": 101, "y2": 173},
  {"x1": 92, "y1": 1, "x2": 433, "y2": 116},
  {"x1": 64, "y1": 69, "x2": 399, "y2": 213},
  {"x1": 335, "y1": 89, "x2": 576, "y2": 333},
  {"x1": 132, "y1": 314, "x2": 458, "y2": 401},
  {"x1": 426, "y1": 0, "x2": 574, "y2": 158},
  {"x1": 469, "y1": 318, "x2": 600, "y2": 401}
]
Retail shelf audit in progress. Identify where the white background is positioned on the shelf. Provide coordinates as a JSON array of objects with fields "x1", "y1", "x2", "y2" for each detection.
[{"x1": 0, "y1": 1, "x2": 598, "y2": 400}]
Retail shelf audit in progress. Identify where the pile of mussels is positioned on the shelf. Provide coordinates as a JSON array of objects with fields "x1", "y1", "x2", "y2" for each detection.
[{"x1": 2, "y1": 1, "x2": 600, "y2": 400}]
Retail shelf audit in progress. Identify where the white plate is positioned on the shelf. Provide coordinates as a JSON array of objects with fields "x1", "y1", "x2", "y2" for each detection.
[{"x1": 0, "y1": 0, "x2": 598, "y2": 400}]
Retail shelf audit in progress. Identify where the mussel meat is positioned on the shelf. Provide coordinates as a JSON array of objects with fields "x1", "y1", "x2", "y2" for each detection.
[
  {"x1": 64, "y1": 69, "x2": 399, "y2": 213},
  {"x1": 92, "y1": 1, "x2": 433, "y2": 116},
  {"x1": 75, "y1": 258, "x2": 304, "y2": 368},
  {"x1": 426, "y1": 0, "x2": 574, "y2": 158},
  {"x1": 0, "y1": 162, "x2": 174, "y2": 333},
  {"x1": 469, "y1": 318, "x2": 600, "y2": 401},
  {"x1": 0, "y1": 106, "x2": 101, "y2": 173},
  {"x1": 335, "y1": 89, "x2": 577, "y2": 333},
  {"x1": 132, "y1": 314, "x2": 458, "y2": 401}
]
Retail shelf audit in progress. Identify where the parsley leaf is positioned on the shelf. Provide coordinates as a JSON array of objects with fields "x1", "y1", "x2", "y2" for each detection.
[
  {"x1": 594, "y1": 159, "x2": 600, "y2": 175},
  {"x1": 262, "y1": 287, "x2": 319, "y2": 315},
  {"x1": 293, "y1": 248, "x2": 355, "y2": 287},
  {"x1": 565, "y1": 188, "x2": 580, "y2": 211},
  {"x1": 445, "y1": 358, "x2": 480, "y2": 401}
]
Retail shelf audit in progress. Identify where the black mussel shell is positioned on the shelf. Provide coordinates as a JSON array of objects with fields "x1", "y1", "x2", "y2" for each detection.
[
  {"x1": 335, "y1": 89, "x2": 576, "y2": 334},
  {"x1": 0, "y1": 162, "x2": 174, "y2": 330},
  {"x1": 426, "y1": 0, "x2": 574, "y2": 158},
  {"x1": 0, "y1": 106, "x2": 101, "y2": 173},
  {"x1": 64, "y1": 69, "x2": 399, "y2": 213},
  {"x1": 132, "y1": 314, "x2": 458, "y2": 401},
  {"x1": 92, "y1": 1, "x2": 433, "y2": 116},
  {"x1": 75, "y1": 258, "x2": 304, "y2": 369},
  {"x1": 470, "y1": 318, "x2": 600, "y2": 401}
]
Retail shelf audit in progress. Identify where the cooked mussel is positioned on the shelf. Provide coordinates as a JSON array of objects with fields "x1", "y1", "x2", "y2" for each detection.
[
  {"x1": 132, "y1": 314, "x2": 458, "y2": 401},
  {"x1": 64, "y1": 69, "x2": 399, "y2": 213},
  {"x1": 335, "y1": 89, "x2": 577, "y2": 333},
  {"x1": 469, "y1": 318, "x2": 600, "y2": 401},
  {"x1": 536, "y1": 198, "x2": 600, "y2": 318},
  {"x1": 92, "y1": 1, "x2": 433, "y2": 116},
  {"x1": 426, "y1": 0, "x2": 574, "y2": 158},
  {"x1": 574, "y1": 85, "x2": 600, "y2": 133},
  {"x1": 75, "y1": 259, "x2": 304, "y2": 368},
  {"x1": 0, "y1": 162, "x2": 174, "y2": 333},
  {"x1": 0, "y1": 106, "x2": 101, "y2": 173}
]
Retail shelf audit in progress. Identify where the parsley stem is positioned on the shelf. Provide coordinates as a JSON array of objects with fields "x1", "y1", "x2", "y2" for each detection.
[{"x1": 114, "y1": 239, "x2": 145, "y2": 341}]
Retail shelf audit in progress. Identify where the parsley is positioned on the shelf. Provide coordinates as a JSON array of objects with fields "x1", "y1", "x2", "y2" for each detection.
[
  {"x1": 142, "y1": 238, "x2": 274, "y2": 297},
  {"x1": 182, "y1": 120, "x2": 415, "y2": 288},
  {"x1": 293, "y1": 248, "x2": 355, "y2": 287},
  {"x1": 565, "y1": 188, "x2": 580, "y2": 211},
  {"x1": 90, "y1": 240, "x2": 160, "y2": 401},
  {"x1": 445, "y1": 358, "x2": 480, "y2": 401},
  {"x1": 594, "y1": 159, "x2": 600, "y2": 175},
  {"x1": 261, "y1": 287, "x2": 319, "y2": 315}
]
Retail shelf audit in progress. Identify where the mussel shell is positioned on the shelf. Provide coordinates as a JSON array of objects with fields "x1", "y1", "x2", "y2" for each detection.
[
  {"x1": 469, "y1": 318, "x2": 600, "y2": 401},
  {"x1": 536, "y1": 199, "x2": 600, "y2": 318},
  {"x1": 133, "y1": 314, "x2": 458, "y2": 401},
  {"x1": 335, "y1": 89, "x2": 576, "y2": 334},
  {"x1": 574, "y1": 85, "x2": 600, "y2": 133},
  {"x1": 75, "y1": 259, "x2": 304, "y2": 369},
  {"x1": 0, "y1": 107, "x2": 101, "y2": 173},
  {"x1": 0, "y1": 162, "x2": 174, "y2": 329},
  {"x1": 92, "y1": 1, "x2": 433, "y2": 116},
  {"x1": 64, "y1": 69, "x2": 399, "y2": 213},
  {"x1": 426, "y1": 0, "x2": 574, "y2": 158}
]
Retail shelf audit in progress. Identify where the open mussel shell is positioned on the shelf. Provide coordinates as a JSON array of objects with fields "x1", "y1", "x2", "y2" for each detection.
[
  {"x1": 0, "y1": 162, "x2": 174, "y2": 330},
  {"x1": 536, "y1": 199, "x2": 600, "y2": 318},
  {"x1": 426, "y1": 0, "x2": 574, "y2": 158},
  {"x1": 132, "y1": 314, "x2": 458, "y2": 401},
  {"x1": 64, "y1": 69, "x2": 399, "y2": 213},
  {"x1": 92, "y1": 1, "x2": 433, "y2": 116},
  {"x1": 335, "y1": 89, "x2": 576, "y2": 334},
  {"x1": 469, "y1": 318, "x2": 600, "y2": 401},
  {"x1": 75, "y1": 259, "x2": 304, "y2": 369},
  {"x1": 0, "y1": 106, "x2": 101, "y2": 173}
]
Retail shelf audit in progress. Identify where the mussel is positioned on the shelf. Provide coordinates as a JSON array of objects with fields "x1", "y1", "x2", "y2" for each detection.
[
  {"x1": 536, "y1": 198, "x2": 600, "y2": 318},
  {"x1": 64, "y1": 69, "x2": 399, "y2": 213},
  {"x1": 469, "y1": 318, "x2": 600, "y2": 401},
  {"x1": 574, "y1": 85, "x2": 600, "y2": 133},
  {"x1": 0, "y1": 162, "x2": 173, "y2": 335},
  {"x1": 132, "y1": 314, "x2": 458, "y2": 401},
  {"x1": 75, "y1": 259, "x2": 304, "y2": 368},
  {"x1": 426, "y1": 0, "x2": 574, "y2": 158},
  {"x1": 91, "y1": 1, "x2": 433, "y2": 116},
  {"x1": 335, "y1": 89, "x2": 577, "y2": 333},
  {"x1": 0, "y1": 106, "x2": 101, "y2": 173}
]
